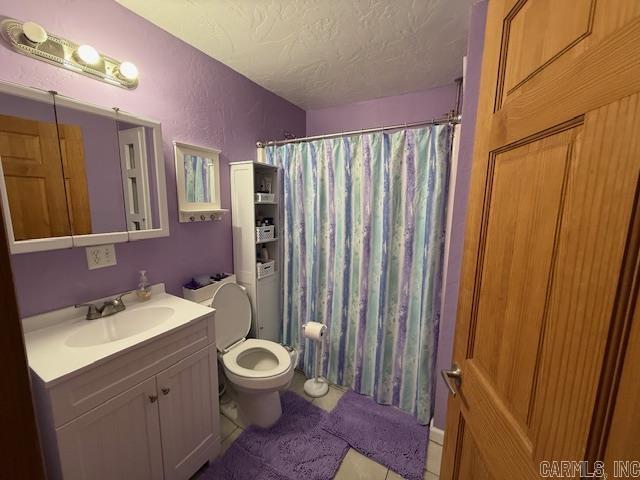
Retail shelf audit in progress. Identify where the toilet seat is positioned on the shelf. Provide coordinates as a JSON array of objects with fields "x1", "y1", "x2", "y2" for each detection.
[{"x1": 222, "y1": 339, "x2": 290, "y2": 378}]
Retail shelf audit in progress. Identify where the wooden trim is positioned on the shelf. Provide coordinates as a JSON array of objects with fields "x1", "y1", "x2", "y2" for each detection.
[
  {"x1": 452, "y1": 417, "x2": 466, "y2": 480},
  {"x1": 493, "y1": 0, "x2": 526, "y2": 111},
  {"x1": 586, "y1": 172, "x2": 640, "y2": 463},
  {"x1": 0, "y1": 204, "x2": 45, "y2": 478}
]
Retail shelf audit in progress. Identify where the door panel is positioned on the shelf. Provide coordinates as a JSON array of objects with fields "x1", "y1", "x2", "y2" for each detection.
[
  {"x1": 472, "y1": 129, "x2": 575, "y2": 428},
  {"x1": 0, "y1": 114, "x2": 71, "y2": 240},
  {"x1": 157, "y1": 344, "x2": 219, "y2": 480},
  {"x1": 442, "y1": 1, "x2": 640, "y2": 478},
  {"x1": 56, "y1": 377, "x2": 163, "y2": 480},
  {"x1": 501, "y1": 0, "x2": 595, "y2": 100}
]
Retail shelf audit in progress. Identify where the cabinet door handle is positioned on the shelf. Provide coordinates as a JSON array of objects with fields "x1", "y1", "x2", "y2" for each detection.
[
  {"x1": 161, "y1": 387, "x2": 171, "y2": 395},
  {"x1": 149, "y1": 395, "x2": 158, "y2": 403}
]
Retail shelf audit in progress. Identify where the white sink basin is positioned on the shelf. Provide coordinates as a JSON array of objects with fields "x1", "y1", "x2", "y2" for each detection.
[{"x1": 65, "y1": 306, "x2": 175, "y2": 347}]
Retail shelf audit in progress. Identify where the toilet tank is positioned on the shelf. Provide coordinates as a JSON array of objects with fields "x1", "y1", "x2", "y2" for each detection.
[
  {"x1": 183, "y1": 273, "x2": 281, "y2": 344},
  {"x1": 181, "y1": 273, "x2": 237, "y2": 306}
]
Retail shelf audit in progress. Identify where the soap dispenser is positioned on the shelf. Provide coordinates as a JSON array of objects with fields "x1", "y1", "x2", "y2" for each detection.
[{"x1": 136, "y1": 270, "x2": 152, "y2": 301}]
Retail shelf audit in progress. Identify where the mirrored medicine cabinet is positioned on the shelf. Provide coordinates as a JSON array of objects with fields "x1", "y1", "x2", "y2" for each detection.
[{"x1": 0, "y1": 81, "x2": 169, "y2": 254}]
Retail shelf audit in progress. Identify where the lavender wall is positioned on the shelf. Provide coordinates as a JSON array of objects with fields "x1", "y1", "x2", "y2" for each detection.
[
  {"x1": 433, "y1": 0, "x2": 488, "y2": 430},
  {"x1": 306, "y1": 84, "x2": 459, "y2": 136},
  {"x1": 1, "y1": 0, "x2": 305, "y2": 317}
]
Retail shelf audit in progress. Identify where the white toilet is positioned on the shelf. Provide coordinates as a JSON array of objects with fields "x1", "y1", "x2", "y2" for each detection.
[{"x1": 207, "y1": 281, "x2": 297, "y2": 428}]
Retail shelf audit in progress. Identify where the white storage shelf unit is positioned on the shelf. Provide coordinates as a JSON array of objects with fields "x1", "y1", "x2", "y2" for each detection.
[{"x1": 230, "y1": 161, "x2": 281, "y2": 343}]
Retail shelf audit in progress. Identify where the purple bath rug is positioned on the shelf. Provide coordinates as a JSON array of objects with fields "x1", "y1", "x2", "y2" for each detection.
[
  {"x1": 202, "y1": 391, "x2": 349, "y2": 480},
  {"x1": 320, "y1": 390, "x2": 429, "y2": 480}
]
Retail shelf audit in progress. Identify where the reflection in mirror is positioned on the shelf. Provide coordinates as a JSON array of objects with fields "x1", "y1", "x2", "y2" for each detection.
[
  {"x1": 54, "y1": 101, "x2": 126, "y2": 235},
  {"x1": 116, "y1": 114, "x2": 159, "y2": 231},
  {"x1": 0, "y1": 91, "x2": 72, "y2": 240},
  {"x1": 184, "y1": 154, "x2": 214, "y2": 203}
]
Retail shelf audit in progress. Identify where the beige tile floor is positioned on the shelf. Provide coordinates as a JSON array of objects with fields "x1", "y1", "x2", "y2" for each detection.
[{"x1": 218, "y1": 371, "x2": 441, "y2": 480}]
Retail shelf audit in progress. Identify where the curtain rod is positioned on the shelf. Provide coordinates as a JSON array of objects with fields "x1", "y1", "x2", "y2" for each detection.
[{"x1": 256, "y1": 112, "x2": 462, "y2": 148}]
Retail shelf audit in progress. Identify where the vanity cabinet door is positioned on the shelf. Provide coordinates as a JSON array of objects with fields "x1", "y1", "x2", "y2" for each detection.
[
  {"x1": 56, "y1": 377, "x2": 163, "y2": 480},
  {"x1": 157, "y1": 344, "x2": 219, "y2": 480}
]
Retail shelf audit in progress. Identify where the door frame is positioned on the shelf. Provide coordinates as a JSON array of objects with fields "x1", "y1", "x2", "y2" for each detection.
[{"x1": 0, "y1": 200, "x2": 45, "y2": 478}]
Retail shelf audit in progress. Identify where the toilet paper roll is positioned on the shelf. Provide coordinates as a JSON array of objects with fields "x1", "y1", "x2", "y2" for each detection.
[{"x1": 303, "y1": 321, "x2": 326, "y2": 341}]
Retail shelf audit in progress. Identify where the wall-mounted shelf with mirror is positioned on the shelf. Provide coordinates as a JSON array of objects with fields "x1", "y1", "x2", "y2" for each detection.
[
  {"x1": 0, "y1": 80, "x2": 168, "y2": 254},
  {"x1": 174, "y1": 141, "x2": 228, "y2": 223}
]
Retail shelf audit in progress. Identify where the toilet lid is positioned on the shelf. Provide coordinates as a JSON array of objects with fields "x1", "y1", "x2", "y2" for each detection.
[{"x1": 211, "y1": 283, "x2": 251, "y2": 351}]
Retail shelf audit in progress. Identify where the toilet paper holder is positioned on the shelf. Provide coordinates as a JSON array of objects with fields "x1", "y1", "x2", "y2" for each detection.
[{"x1": 302, "y1": 322, "x2": 329, "y2": 398}]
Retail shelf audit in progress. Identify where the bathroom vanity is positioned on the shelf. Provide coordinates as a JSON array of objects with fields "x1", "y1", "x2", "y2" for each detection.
[{"x1": 23, "y1": 285, "x2": 219, "y2": 480}]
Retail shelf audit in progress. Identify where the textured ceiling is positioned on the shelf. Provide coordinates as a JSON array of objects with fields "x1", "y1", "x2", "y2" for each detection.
[{"x1": 115, "y1": 0, "x2": 473, "y2": 109}]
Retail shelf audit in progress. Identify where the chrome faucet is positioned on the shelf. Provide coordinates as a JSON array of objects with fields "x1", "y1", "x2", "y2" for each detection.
[{"x1": 75, "y1": 292, "x2": 129, "y2": 320}]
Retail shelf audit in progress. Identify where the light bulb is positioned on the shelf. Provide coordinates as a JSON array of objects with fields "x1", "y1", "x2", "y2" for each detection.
[
  {"x1": 118, "y1": 61, "x2": 139, "y2": 81},
  {"x1": 22, "y1": 21, "x2": 48, "y2": 44},
  {"x1": 75, "y1": 45, "x2": 100, "y2": 65}
]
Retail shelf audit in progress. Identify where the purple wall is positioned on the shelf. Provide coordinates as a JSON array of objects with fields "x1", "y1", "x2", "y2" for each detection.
[
  {"x1": 306, "y1": 84, "x2": 459, "y2": 136},
  {"x1": 433, "y1": 0, "x2": 488, "y2": 430},
  {"x1": 1, "y1": 0, "x2": 305, "y2": 317}
]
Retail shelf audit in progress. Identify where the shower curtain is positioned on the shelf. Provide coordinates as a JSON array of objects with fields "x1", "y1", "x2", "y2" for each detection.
[{"x1": 264, "y1": 125, "x2": 451, "y2": 424}]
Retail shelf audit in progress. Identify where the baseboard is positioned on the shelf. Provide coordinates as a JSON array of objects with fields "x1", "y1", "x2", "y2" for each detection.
[
  {"x1": 427, "y1": 424, "x2": 445, "y2": 476},
  {"x1": 430, "y1": 423, "x2": 444, "y2": 446}
]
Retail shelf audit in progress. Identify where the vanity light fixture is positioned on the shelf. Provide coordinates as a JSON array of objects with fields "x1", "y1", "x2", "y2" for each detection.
[{"x1": 0, "y1": 18, "x2": 139, "y2": 89}]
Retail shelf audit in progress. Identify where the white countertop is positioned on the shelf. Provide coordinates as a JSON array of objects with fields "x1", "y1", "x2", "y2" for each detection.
[{"x1": 23, "y1": 284, "x2": 214, "y2": 386}]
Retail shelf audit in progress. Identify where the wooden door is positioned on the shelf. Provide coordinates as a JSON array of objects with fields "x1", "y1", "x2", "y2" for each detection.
[
  {"x1": 441, "y1": 1, "x2": 640, "y2": 479},
  {"x1": 157, "y1": 345, "x2": 219, "y2": 480},
  {"x1": 56, "y1": 377, "x2": 164, "y2": 480},
  {"x1": 58, "y1": 124, "x2": 92, "y2": 235},
  {"x1": 0, "y1": 114, "x2": 71, "y2": 240}
]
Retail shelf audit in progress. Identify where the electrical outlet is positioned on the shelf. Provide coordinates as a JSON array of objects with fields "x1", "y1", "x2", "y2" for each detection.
[{"x1": 85, "y1": 244, "x2": 117, "y2": 270}]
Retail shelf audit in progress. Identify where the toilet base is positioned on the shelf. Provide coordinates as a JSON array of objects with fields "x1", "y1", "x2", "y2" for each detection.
[{"x1": 236, "y1": 390, "x2": 282, "y2": 428}]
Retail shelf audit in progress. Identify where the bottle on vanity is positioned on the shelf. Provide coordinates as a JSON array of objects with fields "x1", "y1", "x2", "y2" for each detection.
[{"x1": 136, "y1": 270, "x2": 152, "y2": 301}]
